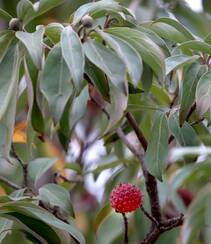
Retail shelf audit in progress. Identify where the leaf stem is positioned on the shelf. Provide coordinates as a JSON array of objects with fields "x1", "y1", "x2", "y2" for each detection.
[{"x1": 122, "y1": 213, "x2": 129, "y2": 244}]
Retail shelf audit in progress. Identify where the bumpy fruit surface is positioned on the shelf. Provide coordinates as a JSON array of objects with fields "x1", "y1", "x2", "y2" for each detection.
[{"x1": 110, "y1": 183, "x2": 143, "y2": 213}]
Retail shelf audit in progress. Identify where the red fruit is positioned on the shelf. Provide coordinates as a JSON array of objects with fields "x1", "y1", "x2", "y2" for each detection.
[
  {"x1": 110, "y1": 183, "x2": 143, "y2": 213},
  {"x1": 177, "y1": 188, "x2": 193, "y2": 207}
]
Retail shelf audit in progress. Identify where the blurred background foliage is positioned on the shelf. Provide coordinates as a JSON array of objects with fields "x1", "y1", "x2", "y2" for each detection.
[{"x1": 1, "y1": 0, "x2": 211, "y2": 243}]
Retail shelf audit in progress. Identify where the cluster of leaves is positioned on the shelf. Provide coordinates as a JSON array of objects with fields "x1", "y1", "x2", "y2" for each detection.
[{"x1": 1, "y1": 0, "x2": 211, "y2": 243}]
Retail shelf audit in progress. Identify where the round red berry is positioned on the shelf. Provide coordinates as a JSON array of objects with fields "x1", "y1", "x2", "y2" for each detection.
[{"x1": 110, "y1": 183, "x2": 143, "y2": 213}]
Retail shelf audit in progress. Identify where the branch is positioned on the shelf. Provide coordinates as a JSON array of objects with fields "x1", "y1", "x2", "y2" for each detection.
[
  {"x1": 125, "y1": 112, "x2": 162, "y2": 222},
  {"x1": 141, "y1": 207, "x2": 159, "y2": 227},
  {"x1": 140, "y1": 226, "x2": 160, "y2": 244},
  {"x1": 118, "y1": 112, "x2": 184, "y2": 243},
  {"x1": 0, "y1": 175, "x2": 21, "y2": 190},
  {"x1": 125, "y1": 112, "x2": 148, "y2": 151},
  {"x1": 140, "y1": 214, "x2": 184, "y2": 244},
  {"x1": 116, "y1": 128, "x2": 140, "y2": 158}
]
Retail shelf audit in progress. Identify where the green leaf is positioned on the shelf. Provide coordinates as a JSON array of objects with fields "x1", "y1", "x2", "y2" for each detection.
[
  {"x1": 94, "y1": 203, "x2": 112, "y2": 233},
  {"x1": 181, "y1": 183, "x2": 211, "y2": 244},
  {"x1": 38, "y1": 184, "x2": 74, "y2": 217},
  {"x1": 66, "y1": 163, "x2": 82, "y2": 174},
  {"x1": 6, "y1": 212, "x2": 62, "y2": 244},
  {"x1": 61, "y1": 26, "x2": 85, "y2": 94},
  {"x1": 0, "y1": 30, "x2": 14, "y2": 63},
  {"x1": 136, "y1": 26, "x2": 170, "y2": 57},
  {"x1": 83, "y1": 39, "x2": 127, "y2": 94},
  {"x1": 204, "y1": 32, "x2": 211, "y2": 44},
  {"x1": 104, "y1": 84, "x2": 128, "y2": 135},
  {"x1": 196, "y1": 70, "x2": 211, "y2": 118},
  {"x1": 97, "y1": 29, "x2": 142, "y2": 87},
  {"x1": 145, "y1": 112, "x2": 168, "y2": 181},
  {"x1": 203, "y1": 0, "x2": 211, "y2": 13},
  {"x1": 16, "y1": 0, "x2": 34, "y2": 24},
  {"x1": 40, "y1": 45, "x2": 73, "y2": 124},
  {"x1": 141, "y1": 63, "x2": 153, "y2": 92},
  {"x1": 165, "y1": 54, "x2": 200, "y2": 75},
  {"x1": 173, "y1": 3, "x2": 209, "y2": 38},
  {"x1": 28, "y1": 157, "x2": 57, "y2": 186},
  {"x1": 0, "y1": 46, "x2": 20, "y2": 120},
  {"x1": 145, "y1": 17, "x2": 194, "y2": 43},
  {"x1": 92, "y1": 159, "x2": 129, "y2": 177},
  {"x1": 0, "y1": 8, "x2": 12, "y2": 21},
  {"x1": 37, "y1": 0, "x2": 65, "y2": 16},
  {"x1": 16, "y1": 26, "x2": 44, "y2": 70},
  {"x1": 69, "y1": 85, "x2": 89, "y2": 132},
  {"x1": 153, "y1": 18, "x2": 194, "y2": 40},
  {"x1": 168, "y1": 114, "x2": 200, "y2": 146},
  {"x1": 85, "y1": 61, "x2": 110, "y2": 102},
  {"x1": 107, "y1": 27, "x2": 165, "y2": 83},
  {"x1": 171, "y1": 161, "x2": 211, "y2": 190},
  {"x1": 180, "y1": 63, "x2": 207, "y2": 125},
  {"x1": 2, "y1": 202, "x2": 85, "y2": 244},
  {"x1": 72, "y1": 0, "x2": 133, "y2": 25},
  {"x1": 9, "y1": 189, "x2": 27, "y2": 201},
  {"x1": 178, "y1": 40, "x2": 211, "y2": 56},
  {"x1": 151, "y1": 84, "x2": 171, "y2": 106},
  {"x1": 0, "y1": 218, "x2": 13, "y2": 242},
  {"x1": 45, "y1": 23, "x2": 64, "y2": 44},
  {"x1": 17, "y1": 0, "x2": 65, "y2": 25},
  {"x1": 0, "y1": 46, "x2": 21, "y2": 158}
]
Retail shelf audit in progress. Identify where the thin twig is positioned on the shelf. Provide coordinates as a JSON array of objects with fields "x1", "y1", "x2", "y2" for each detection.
[
  {"x1": 116, "y1": 128, "x2": 140, "y2": 158},
  {"x1": 141, "y1": 207, "x2": 159, "y2": 227},
  {"x1": 0, "y1": 175, "x2": 21, "y2": 190},
  {"x1": 122, "y1": 213, "x2": 129, "y2": 244},
  {"x1": 125, "y1": 112, "x2": 148, "y2": 151}
]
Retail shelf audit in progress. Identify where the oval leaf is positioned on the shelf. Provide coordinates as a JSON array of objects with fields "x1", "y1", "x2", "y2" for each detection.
[
  {"x1": 28, "y1": 157, "x2": 57, "y2": 186},
  {"x1": 94, "y1": 203, "x2": 112, "y2": 233},
  {"x1": 165, "y1": 54, "x2": 200, "y2": 75},
  {"x1": 83, "y1": 39, "x2": 127, "y2": 94},
  {"x1": 107, "y1": 27, "x2": 166, "y2": 83},
  {"x1": 179, "y1": 63, "x2": 207, "y2": 125},
  {"x1": 196, "y1": 70, "x2": 211, "y2": 118},
  {"x1": 16, "y1": 26, "x2": 44, "y2": 69},
  {"x1": 61, "y1": 26, "x2": 85, "y2": 93},
  {"x1": 40, "y1": 45, "x2": 73, "y2": 124},
  {"x1": 38, "y1": 184, "x2": 74, "y2": 217},
  {"x1": 145, "y1": 112, "x2": 169, "y2": 181},
  {"x1": 97, "y1": 29, "x2": 142, "y2": 87}
]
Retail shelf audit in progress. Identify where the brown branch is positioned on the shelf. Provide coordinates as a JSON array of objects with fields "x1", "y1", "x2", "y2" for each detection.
[
  {"x1": 140, "y1": 226, "x2": 160, "y2": 244},
  {"x1": 118, "y1": 112, "x2": 184, "y2": 243},
  {"x1": 161, "y1": 214, "x2": 184, "y2": 231},
  {"x1": 140, "y1": 214, "x2": 184, "y2": 244},
  {"x1": 141, "y1": 207, "x2": 159, "y2": 227},
  {"x1": 125, "y1": 112, "x2": 148, "y2": 151},
  {"x1": 125, "y1": 112, "x2": 162, "y2": 222}
]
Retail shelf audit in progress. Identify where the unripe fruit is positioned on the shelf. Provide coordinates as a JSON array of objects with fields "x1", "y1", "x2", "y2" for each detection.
[
  {"x1": 9, "y1": 18, "x2": 23, "y2": 31},
  {"x1": 110, "y1": 183, "x2": 143, "y2": 213},
  {"x1": 81, "y1": 15, "x2": 94, "y2": 28}
]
